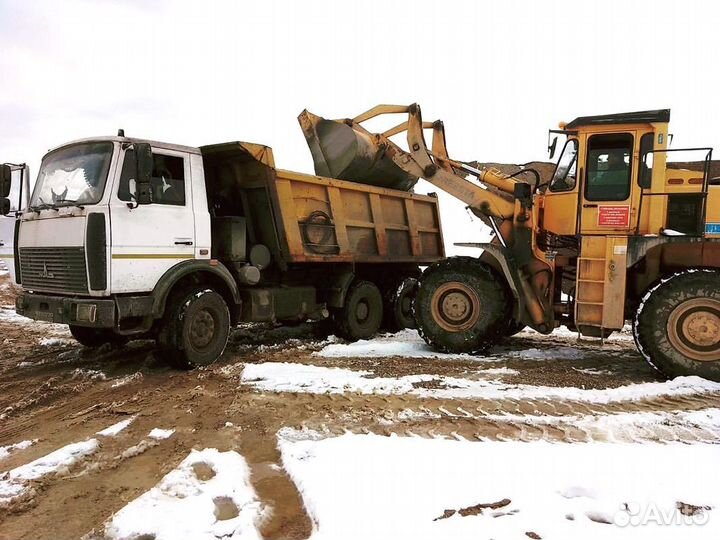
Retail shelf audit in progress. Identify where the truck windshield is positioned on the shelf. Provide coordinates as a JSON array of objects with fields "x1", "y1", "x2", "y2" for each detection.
[{"x1": 30, "y1": 142, "x2": 114, "y2": 209}]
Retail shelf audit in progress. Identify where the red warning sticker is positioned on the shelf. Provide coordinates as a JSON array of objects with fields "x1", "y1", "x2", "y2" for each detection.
[{"x1": 597, "y1": 205, "x2": 630, "y2": 227}]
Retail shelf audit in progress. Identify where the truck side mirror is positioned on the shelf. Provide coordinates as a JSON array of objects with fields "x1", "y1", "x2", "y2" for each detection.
[
  {"x1": 0, "y1": 197, "x2": 9, "y2": 215},
  {"x1": 135, "y1": 143, "x2": 153, "y2": 205},
  {"x1": 0, "y1": 164, "x2": 11, "y2": 198}
]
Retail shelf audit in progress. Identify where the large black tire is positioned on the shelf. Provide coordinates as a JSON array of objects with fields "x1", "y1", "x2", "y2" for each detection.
[
  {"x1": 503, "y1": 319, "x2": 526, "y2": 337},
  {"x1": 415, "y1": 257, "x2": 511, "y2": 354},
  {"x1": 157, "y1": 287, "x2": 230, "y2": 369},
  {"x1": 634, "y1": 269, "x2": 720, "y2": 380},
  {"x1": 69, "y1": 325, "x2": 128, "y2": 348},
  {"x1": 333, "y1": 280, "x2": 383, "y2": 341},
  {"x1": 383, "y1": 277, "x2": 419, "y2": 331}
]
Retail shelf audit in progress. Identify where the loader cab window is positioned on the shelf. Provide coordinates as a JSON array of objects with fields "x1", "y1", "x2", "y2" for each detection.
[
  {"x1": 585, "y1": 133, "x2": 633, "y2": 201},
  {"x1": 638, "y1": 133, "x2": 654, "y2": 189},
  {"x1": 549, "y1": 139, "x2": 578, "y2": 192},
  {"x1": 119, "y1": 150, "x2": 186, "y2": 206}
]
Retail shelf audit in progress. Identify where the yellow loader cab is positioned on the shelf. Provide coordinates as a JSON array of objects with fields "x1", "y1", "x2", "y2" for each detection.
[{"x1": 541, "y1": 109, "x2": 720, "y2": 378}]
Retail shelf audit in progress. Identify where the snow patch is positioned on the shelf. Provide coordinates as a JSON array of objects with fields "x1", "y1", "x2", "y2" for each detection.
[
  {"x1": 148, "y1": 428, "x2": 175, "y2": 440},
  {"x1": 111, "y1": 372, "x2": 143, "y2": 388},
  {"x1": 105, "y1": 448, "x2": 264, "y2": 540},
  {"x1": 0, "y1": 439, "x2": 36, "y2": 461},
  {"x1": 279, "y1": 431, "x2": 720, "y2": 540},
  {"x1": 242, "y1": 362, "x2": 720, "y2": 404},
  {"x1": 0, "y1": 439, "x2": 99, "y2": 504},
  {"x1": 97, "y1": 417, "x2": 135, "y2": 437},
  {"x1": 315, "y1": 329, "x2": 478, "y2": 360}
]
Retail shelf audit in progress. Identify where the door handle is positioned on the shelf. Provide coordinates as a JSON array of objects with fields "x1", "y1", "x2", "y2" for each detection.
[
  {"x1": 174, "y1": 240, "x2": 193, "y2": 246},
  {"x1": 583, "y1": 204, "x2": 598, "y2": 208}
]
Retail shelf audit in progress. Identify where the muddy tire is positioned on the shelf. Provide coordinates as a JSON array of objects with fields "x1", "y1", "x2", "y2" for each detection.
[
  {"x1": 383, "y1": 277, "x2": 419, "y2": 331},
  {"x1": 334, "y1": 280, "x2": 383, "y2": 341},
  {"x1": 69, "y1": 325, "x2": 128, "y2": 348},
  {"x1": 504, "y1": 319, "x2": 526, "y2": 337},
  {"x1": 634, "y1": 269, "x2": 720, "y2": 380},
  {"x1": 157, "y1": 287, "x2": 230, "y2": 369},
  {"x1": 415, "y1": 257, "x2": 511, "y2": 354}
]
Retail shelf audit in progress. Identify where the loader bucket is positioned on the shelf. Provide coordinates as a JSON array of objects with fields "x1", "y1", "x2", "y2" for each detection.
[{"x1": 298, "y1": 110, "x2": 419, "y2": 191}]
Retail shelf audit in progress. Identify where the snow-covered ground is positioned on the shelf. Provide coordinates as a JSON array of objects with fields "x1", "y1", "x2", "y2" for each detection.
[
  {"x1": 316, "y1": 329, "x2": 475, "y2": 360},
  {"x1": 279, "y1": 430, "x2": 720, "y2": 540},
  {"x1": 105, "y1": 448, "x2": 265, "y2": 540},
  {"x1": 315, "y1": 328, "x2": 633, "y2": 361},
  {"x1": 242, "y1": 361, "x2": 720, "y2": 403}
]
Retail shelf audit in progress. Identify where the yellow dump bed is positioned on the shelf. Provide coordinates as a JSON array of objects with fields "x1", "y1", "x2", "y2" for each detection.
[{"x1": 200, "y1": 141, "x2": 445, "y2": 266}]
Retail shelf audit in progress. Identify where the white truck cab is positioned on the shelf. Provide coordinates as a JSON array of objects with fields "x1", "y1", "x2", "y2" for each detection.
[{"x1": 1, "y1": 133, "x2": 440, "y2": 368}]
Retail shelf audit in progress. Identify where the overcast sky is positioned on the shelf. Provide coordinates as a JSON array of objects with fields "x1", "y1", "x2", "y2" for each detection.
[{"x1": 2, "y1": 0, "x2": 719, "y2": 251}]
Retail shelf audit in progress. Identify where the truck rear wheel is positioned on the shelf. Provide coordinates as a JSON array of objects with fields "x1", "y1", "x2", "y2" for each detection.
[
  {"x1": 415, "y1": 257, "x2": 510, "y2": 354},
  {"x1": 383, "y1": 277, "x2": 418, "y2": 331},
  {"x1": 157, "y1": 287, "x2": 230, "y2": 369},
  {"x1": 334, "y1": 280, "x2": 383, "y2": 341},
  {"x1": 634, "y1": 270, "x2": 720, "y2": 379},
  {"x1": 69, "y1": 326, "x2": 128, "y2": 348}
]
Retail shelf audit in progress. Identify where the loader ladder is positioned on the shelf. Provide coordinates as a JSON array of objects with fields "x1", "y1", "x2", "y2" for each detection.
[{"x1": 575, "y1": 236, "x2": 628, "y2": 335}]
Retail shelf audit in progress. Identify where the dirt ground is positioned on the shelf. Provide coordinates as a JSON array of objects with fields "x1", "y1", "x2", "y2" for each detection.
[{"x1": 0, "y1": 270, "x2": 718, "y2": 540}]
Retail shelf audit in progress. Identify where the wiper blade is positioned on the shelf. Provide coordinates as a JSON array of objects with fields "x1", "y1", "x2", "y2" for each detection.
[
  {"x1": 29, "y1": 203, "x2": 56, "y2": 212},
  {"x1": 53, "y1": 198, "x2": 84, "y2": 208}
]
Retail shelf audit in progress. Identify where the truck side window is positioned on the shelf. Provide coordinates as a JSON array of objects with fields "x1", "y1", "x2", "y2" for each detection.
[
  {"x1": 585, "y1": 133, "x2": 633, "y2": 201},
  {"x1": 549, "y1": 139, "x2": 578, "y2": 192},
  {"x1": 118, "y1": 151, "x2": 186, "y2": 206},
  {"x1": 638, "y1": 133, "x2": 654, "y2": 189}
]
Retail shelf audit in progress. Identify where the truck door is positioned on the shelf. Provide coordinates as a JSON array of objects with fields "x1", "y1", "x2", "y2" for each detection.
[
  {"x1": 580, "y1": 132, "x2": 638, "y2": 234},
  {"x1": 0, "y1": 165, "x2": 30, "y2": 282},
  {"x1": 109, "y1": 147, "x2": 195, "y2": 294}
]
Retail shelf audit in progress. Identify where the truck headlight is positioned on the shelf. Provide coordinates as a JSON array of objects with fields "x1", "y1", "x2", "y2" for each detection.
[{"x1": 76, "y1": 303, "x2": 97, "y2": 323}]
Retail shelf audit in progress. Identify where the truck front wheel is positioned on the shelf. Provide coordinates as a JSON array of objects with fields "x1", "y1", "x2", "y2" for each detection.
[
  {"x1": 157, "y1": 287, "x2": 230, "y2": 369},
  {"x1": 415, "y1": 257, "x2": 510, "y2": 354}
]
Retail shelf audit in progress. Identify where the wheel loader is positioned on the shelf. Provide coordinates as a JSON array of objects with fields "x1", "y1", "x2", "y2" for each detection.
[{"x1": 300, "y1": 104, "x2": 720, "y2": 380}]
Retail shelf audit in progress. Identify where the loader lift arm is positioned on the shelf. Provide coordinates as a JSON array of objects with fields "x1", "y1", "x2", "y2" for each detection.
[{"x1": 299, "y1": 103, "x2": 554, "y2": 332}]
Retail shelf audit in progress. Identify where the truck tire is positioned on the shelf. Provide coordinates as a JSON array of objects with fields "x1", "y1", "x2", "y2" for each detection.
[
  {"x1": 157, "y1": 287, "x2": 230, "y2": 369},
  {"x1": 334, "y1": 280, "x2": 383, "y2": 341},
  {"x1": 634, "y1": 269, "x2": 720, "y2": 380},
  {"x1": 383, "y1": 277, "x2": 418, "y2": 331},
  {"x1": 69, "y1": 325, "x2": 128, "y2": 348},
  {"x1": 415, "y1": 257, "x2": 510, "y2": 354}
]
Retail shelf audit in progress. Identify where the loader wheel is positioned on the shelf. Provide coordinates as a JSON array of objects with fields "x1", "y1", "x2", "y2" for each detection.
[
  {"x1": 69, "y1": 326, "x2": 128, "y2": 348},
  {"x1": 334, "y1": 280, "x2": 383, "y2": 341},
  {"x1": 157, "y1": 287, "x2": 230, "y2": 369},
  {"x1": 415, "y1": 257, "x2": 511, "y2": 354},
  {"x1": 634, "y1": 270, "x2": 720, "y2": 380},
  {"x1": 383, "y1": 277, "x2": 419, "y2": 331}
]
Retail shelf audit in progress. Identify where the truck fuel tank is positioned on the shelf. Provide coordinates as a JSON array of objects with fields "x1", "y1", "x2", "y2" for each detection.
[{"x1": 298, "y1": 110, "x2": 419, "y2": 192}]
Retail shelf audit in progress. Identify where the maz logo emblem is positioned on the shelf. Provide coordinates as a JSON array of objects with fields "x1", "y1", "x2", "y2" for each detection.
[{"x1": 40, "y1": 262, "x2": 55, "y2": 279}]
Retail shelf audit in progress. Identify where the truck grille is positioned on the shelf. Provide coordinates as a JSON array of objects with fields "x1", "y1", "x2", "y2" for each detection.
[{"x1": 19, "y1": 247, "x2": 88, "y2": 294}]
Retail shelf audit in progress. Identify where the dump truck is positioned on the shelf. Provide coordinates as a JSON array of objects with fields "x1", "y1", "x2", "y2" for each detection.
[
  {"x1": 0, "y1": 136, "x2": 443, "y2": 367},
  {"x1": 302, "y1": 105, "x2": 720, "y2": 380}
]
